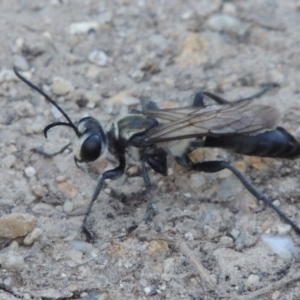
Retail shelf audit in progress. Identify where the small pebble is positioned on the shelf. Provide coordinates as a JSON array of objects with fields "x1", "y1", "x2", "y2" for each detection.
[
  {"x1": 14, "y1": 102, "x2": 35, "y2": 117},
  {"x1": 25, "y1": 166, "x2": 36, "y2": 178},
  {"x1": 246, "y1": 274, "x2": 260, "y2": 289},
  {"x1": 184, "y1": 232, "x2": 194, "y2": 241},
  {"x1": 272, "y1": 200, "x2": 280, "y2": 207},
  {"x1": 69, "y1": 21, "x2": 99, "y2": 35},
  {"x1": 52, "y1": 77, "x2": 74, "y2": 96},
  {"x1": 0, "y1": 213, "x2": 36, "y2": 239},
  {"x1": 271, "y1": 290, "x2": 281, "y2": 300},
  {"x1": 0, "y1": 252, "x2": 25, "y2": 271},
  {"x1": 23, "y1": 228, "x2": 43, "y2": 245},
  {"x1": 276, "y1": 223, "x2": 292, "y2": 235},
  {"x1": 144, "y1": 286, "x2": 158, "y2": 296},
  {"x1": 2, "y1": 155, "x2": 16, "y2": 168},
  {"x1": 56, "y1": 175, "x2": 67, "y2": 183},
  {"x1": 0, "y1": 69, "x2": 18, "y2": 83},
  {"x1": 63, "y1": 200, "x2": 74, "y2": 213},
  {"x1": 219, "y1": 236, "x2": 233, "y2": 246},
  {"x1": 88, "y1": 50, "x2": 108, "y2": 67},
  {"x1": 84, "y1": 89, "x2": 102, "y2": 104},
  {"x1": 13, "y1": 55, "x2": 29, "y2": 71}
]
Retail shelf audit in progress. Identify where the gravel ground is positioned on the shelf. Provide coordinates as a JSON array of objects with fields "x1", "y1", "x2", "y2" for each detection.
[{"x1": 1, "y1": 1, "x2": 300, "y2": 299}]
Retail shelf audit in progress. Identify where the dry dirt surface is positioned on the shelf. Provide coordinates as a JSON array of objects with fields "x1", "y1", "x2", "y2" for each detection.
[{"x1": 1, "y1": 1, "x2": 300, "y2": 299}]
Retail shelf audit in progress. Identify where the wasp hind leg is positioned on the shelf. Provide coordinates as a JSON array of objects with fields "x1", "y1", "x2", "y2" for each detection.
[
  {"x1": 194, "y1": 83, "x2": 279, "y2": 106},
  {"x1": 183, "y1": 159, "x2": 300, "y2": 236}
]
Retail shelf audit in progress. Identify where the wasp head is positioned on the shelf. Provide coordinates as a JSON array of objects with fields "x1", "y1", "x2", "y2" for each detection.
[
  {"x1": 73, "y1": 117, "x2": 107, "y2": 164},
  {"x1": 13, "y1": 67, "x2": 107, "y2": 165}
]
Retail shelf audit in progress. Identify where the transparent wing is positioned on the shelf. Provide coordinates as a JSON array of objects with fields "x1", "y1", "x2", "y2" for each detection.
[{"x1": 145, "y1": 101, "x2": 280, "y2": 143}]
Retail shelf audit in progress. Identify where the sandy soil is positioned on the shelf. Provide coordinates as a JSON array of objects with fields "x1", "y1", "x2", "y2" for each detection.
[{"x1": 1, "y1": 1, "x2": 300, "y2": 299}]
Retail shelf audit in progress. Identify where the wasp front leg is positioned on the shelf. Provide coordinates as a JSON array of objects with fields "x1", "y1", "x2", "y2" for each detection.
[{"x1": 82, "y1": 154, "x2": 126, "y2": 242}]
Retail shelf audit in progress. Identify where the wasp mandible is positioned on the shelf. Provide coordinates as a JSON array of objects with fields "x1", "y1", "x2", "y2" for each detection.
[{"x1": 13, "y1": 67, "x2": 300, "y2": 241}]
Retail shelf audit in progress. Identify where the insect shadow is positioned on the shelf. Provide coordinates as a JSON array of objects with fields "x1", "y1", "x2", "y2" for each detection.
[{"x1": 13, "y1": 67, "x2": 300, "y2": 242}]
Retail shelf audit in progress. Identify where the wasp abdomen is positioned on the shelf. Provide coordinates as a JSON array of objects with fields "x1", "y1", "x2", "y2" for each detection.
[{"x1": 204, "y1": 127, "x2": 300, "y2": 159}]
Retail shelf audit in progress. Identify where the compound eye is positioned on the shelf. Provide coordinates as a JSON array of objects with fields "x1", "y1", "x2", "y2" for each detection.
[{"x1": 80, "y1": 135, "x2": 102, "y2": 162}]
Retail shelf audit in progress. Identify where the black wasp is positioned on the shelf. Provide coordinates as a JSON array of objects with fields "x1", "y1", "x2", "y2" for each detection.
[{"x1": 14, "y1": 67, "x2": 300, "y2": 241}]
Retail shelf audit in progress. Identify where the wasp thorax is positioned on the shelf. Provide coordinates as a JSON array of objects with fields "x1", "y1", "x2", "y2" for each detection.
[{"x1": 73, "y1": 117, "x2": 107, "y2": 163}]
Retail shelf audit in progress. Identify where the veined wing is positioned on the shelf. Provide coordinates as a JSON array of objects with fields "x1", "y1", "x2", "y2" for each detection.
[{"x1": 145, "y1": 101, "x2": 280, "y2": 143}]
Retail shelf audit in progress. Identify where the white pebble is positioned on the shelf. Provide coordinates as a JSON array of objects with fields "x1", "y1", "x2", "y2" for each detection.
[
  {"x1": 25, "y1": 166, "x2": 36, "y2": 178},
  {"x1": 68, "y1": 240, "x2": 95, "y2": 254},
  {"x1": 246, "y1": 274, "x2": 260, "y2": 288},
  {"x1": 276, "y1": 224, "x2": 292, "y2": 235},
  {"x1": 23, "y1": 228, "x2": 43, "y2": 245},
  {"x1": 88, "y1": 50, "x2": 108, "y2": 67},
  {"x1": 184, "y1": 232, "x2": 194, "y2": 241},
  {"x1": 63, "y1": 200, "x2": 74, "y2": 213},
  {"x1": 272, "y1": 200, "x2": 280, "y2": 207},
  {"x1": 69, "y1": 21, "x2": 99, "y2": 35}
]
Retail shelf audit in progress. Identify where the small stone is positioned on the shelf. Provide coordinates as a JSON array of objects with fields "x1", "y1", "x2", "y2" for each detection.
[
  {"x1": 85, "y1": 65, "x2": 100, "y2": 79},
  {"x1": 276, "y1": 223, "x2": 292, "y2": 235},
  {"x1": 68, "y1": 240, "x2": 95, "y2": 254},
  {"x1": 219, "y1": 236, "x2": 233, "y2": 246},
  {"x1": 69, "y1": 21, "x2": 99, "y2": 35},
  {"x1": 2, "y1": 155, "x2": 16, "y2": 168},
  {"x1": 23, "y1": 228, "x2": 43, "y2": 245},
  {"x1": 146, "y1": 240, "x2": 169, "y2": 260},
  {"x1": 27, "y1": 116, "x2": 47, "y2": 134},
  {"x1": 0, "y1": 213, "x2": 36, "y2": 239},
  {"x1": 246, "y1": 274, "x2": 260, "y2": 289},
  {"x1": 104, "y1": 188, "x2": 111, "y2": 194},
  {"x1": 139, "y1": 58, "x2": 160, "y2": 74},
  {"x1": 63, "y1": 200, "x2": 74, "y2": 213},
  {"x1": 126, "y1": 166, "x2": 139, "y2": 176},
  {"x1": 31, "y1": 184, "x2": 48, "y2": 198},
  {"x1": 223, "y1": 2, "x2": 237, "y2": 14},
  {"x1": 57, "y1": 182, "x2": 78, "y2": 197},
  {"x1": 184, "y1": 232, "x2": 194, "y2": 241},
  {"x1": 230, "y1": 229, "x2": 240, "y2": 239},
  {"x1": 163, "y1": 257, "x2": 175, "y2": 273},
  {"x1": 207, "y1": 14, "x2": 250, "y2": 36},
  {"x1": 13, "y1": 55, "x2": 29, "y2": 71},
  {"x1": 129, "y1": 69, "x2": 144, "y2": 82},
  {"x1": 56, "y1": 175, "x2": 67, "y2": 183},
  {"x1": 0, "y1": 68, "x2": 18, "y2": 83},
  {"x1": 68, "y1": 284, "x2": 78, "y2": 293},
  {"x1": 22, "y1": 40, "x2": 46, "y2": 57},
  {"x1": 14, "y1": 101, "x2": 35, "y2": 117},
  {"x1": 25, "y1": 166, "x2": 36, "y2": 178},
  {"x1": 176, "y1": 33, "x2": 208, "y2": 67},
  {"x1": 52, "y1": 77, "x2": 74, "y2": 96},
  {"x1": 144, "y1": 286, "x2": 158, "y2": 296},
  {"x1": 0, "y1": 252, "x2": 25, "y2": 271},
  {"x1": 84, "y1": 89, "x2": 102, "y2": 105},
  {"x1": 190, "y1": 173, "x2": 206, "y2": 192},
  {"x1": 203, "y1": 225, "x2": 217, "y2": 239},
  {"x1": 88, "y1": 50, "x2": 108, "y2": 67},
  {"x1": 271, "y1": 290, "x2": 281, "y2": 300},
  {"x1": 121, "y1": 96, "x2": 140, "y2": 106}
]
